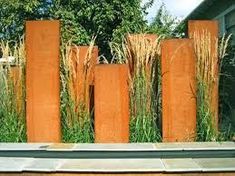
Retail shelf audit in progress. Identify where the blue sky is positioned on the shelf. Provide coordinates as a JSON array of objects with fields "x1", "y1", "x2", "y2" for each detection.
[{"x1": 144, "y1": 0, "x2": 204, "y2": 21}]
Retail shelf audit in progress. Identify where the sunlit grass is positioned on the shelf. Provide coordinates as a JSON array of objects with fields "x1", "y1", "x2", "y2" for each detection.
[
  {"x1": 110, "y1": 34, "x2": 162, "y2": 142},
  {"x1": 192, "y1": 31, "x2": 232, "y2": 141},
  {"x1": 60, "y1": 39, "x2": 96, "y2": 143},
  {"x1": 0, "y1": 38, "x2": 26, "y2": 142}
]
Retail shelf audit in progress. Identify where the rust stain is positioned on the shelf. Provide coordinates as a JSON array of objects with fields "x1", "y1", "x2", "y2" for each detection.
[
  {"x1": 94, "y1": 64, "x2": 130, "y2": 143},
  {"x1": 162, "y1": 39, "x2": 196, "y2": 142},
  {"x1": 26, "y1": 20, "x2": 61, "y2": 142}
]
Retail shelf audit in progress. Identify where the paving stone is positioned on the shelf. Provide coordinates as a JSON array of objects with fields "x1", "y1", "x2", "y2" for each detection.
[
  {"x1": 73, "y1": 143, "x2": 155, "y2": 151},
  {"x1": 23, "y1": 158, "x2": 63, "y2": 172},
  {"x1": 0, "y1": 143, "x2": 50, "y2": 151},
  {"x1": 219, "y1": 142, "x2": 235, "y2": 149},
  {"x1": 162, "y1": 158, "x2": 202, "y2": 172},
  {"x1": 195, "y1": 158, "x2": 235, "y2": 172},
  {"x1": 155, "y1": 143, "x2": 185, "y2": 150},
  {"x1": 181, "y1": 142, "x2": 235, "y2": 150},
  {"x1": 155, "y1": 142, "x2": 235, "y2": 151},
  {"x1": 0, "y1": 157, "x2": 33, "y2": 172},
  {"x1": 58, "y1": 159, "x2": 164, "y2": 172},
  {"x1": 46, "y1": 143, "x2": 76, "y2": 151}
]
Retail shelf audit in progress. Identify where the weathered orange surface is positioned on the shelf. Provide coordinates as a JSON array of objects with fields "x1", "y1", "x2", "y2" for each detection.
[
  {"x1": 26, "y1": 20, "x2": 61, "y2": 142},
  {"x1": 69, "y1": 46, "x2": 98, "y2": 110},
  {"x1": 94, "y1": 64, "x2": 129, "y2": 143},
  {"x1": 162, "y1": 39, "x2": 196, "y2": 142},
  {"x1": 188, "y1": 20, "x2": 219, "y2": 130}
]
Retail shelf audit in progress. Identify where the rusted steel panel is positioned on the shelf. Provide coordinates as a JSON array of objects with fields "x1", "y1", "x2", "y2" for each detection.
[
  {"x1": 94, "y1": 64, "x2": 129, "y2": 143},
  {"x1": 162, "y1": 39, "x2": 196, "y2": 142},
  {"x1": 26, "y1": 20, "x2": 61, "y2": 142}
]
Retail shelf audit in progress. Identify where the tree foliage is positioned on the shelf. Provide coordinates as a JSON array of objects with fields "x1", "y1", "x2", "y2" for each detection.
[
  {"x1": 0, "y1": 0, "x2": 185, "y2": 57},
  {"x1": 148, "y1": 3, "x2": 181, "y2": 38},
  {"x1": 0, "y1": 0, "x2": 151, "y2": 57},
  {"x1": 0, "y1": 0, "x2": 51, "y2": 40}
]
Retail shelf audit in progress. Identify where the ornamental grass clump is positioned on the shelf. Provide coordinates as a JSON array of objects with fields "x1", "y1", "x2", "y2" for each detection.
[
  {"x1": 110, "y1": 34, "x2": 162, "y2": 142},
  {"x1": 0, "y1": 39, "x2": 26, "y2": 142},
  {"x1": 60, "y1": 39, "x2": 97, "y2": 143},
  {"x1": 192, "y1": 31, "x2": 231, "y2": 141},
  {"x1": 127, "y1": 34, "x2": 162, "y2": 142}
]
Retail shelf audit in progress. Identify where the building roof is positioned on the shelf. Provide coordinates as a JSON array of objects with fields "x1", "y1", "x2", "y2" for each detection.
[
  {"x1": 184, "y1": 0, "x2": 235, "y2": 20},
  {"x1": 184, "y1": 0, "x2": 217, "y2": 21},
  {"x1": 174, "y1": 0, "x2": 235, "y2": 34}
]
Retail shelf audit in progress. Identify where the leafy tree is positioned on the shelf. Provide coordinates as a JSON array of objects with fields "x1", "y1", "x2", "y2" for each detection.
[
  {"x1": 0, "y1": 0, "x2": 51, "y2": 41},
  {"x1": 0, "y1": 0, "x2": 153, "y2": 57},
  {"x1": 50, "y1": 0, "x2": 149, "y2": 57},
  {"x1": 148, "y1": 3, "x2": 181, "y2": 38}
]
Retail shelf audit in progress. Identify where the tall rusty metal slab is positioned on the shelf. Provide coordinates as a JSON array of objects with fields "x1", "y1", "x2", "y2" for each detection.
[
  {"x1": 94, "y1": 64, "x2": 129, "y2": 143},
  {"x1": 188, "y1": 20, "x2": 219, "y2": 130},
  {"x1": 26, "y1": 20, "x2": 61, "y2": 142},
  {"x1": 162, "y1": 39, "x2": 196, "y2": 142}
]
